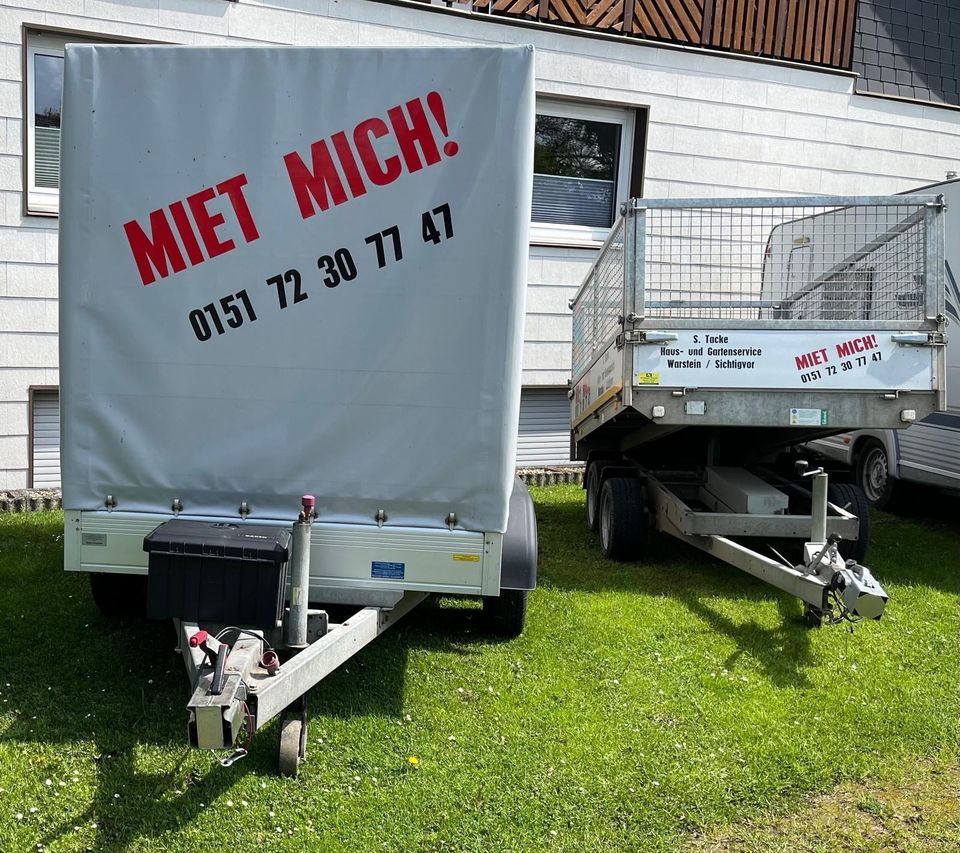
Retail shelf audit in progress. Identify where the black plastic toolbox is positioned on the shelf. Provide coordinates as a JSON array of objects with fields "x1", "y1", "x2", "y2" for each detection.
[{"x1": 144, "y1": 520, "x2": 291, "y2": 630}]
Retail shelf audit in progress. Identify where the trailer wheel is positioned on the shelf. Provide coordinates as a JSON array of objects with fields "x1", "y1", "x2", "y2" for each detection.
[
  {"x1": 598, "y1": 477, "x2": 647, "y2": 562},
  {"x1": 828, "y1": 482, "x2": 871, "y2": 564},
  {"x1": 585, "y1": 462, "x2": 603, "y2": 532},
  {"x1": 856, "y1": 439, "x2": 897, "y2": 510},
  {"x1": 482, "y1": 589, "x2": 528, "y2": 639},
  {"x1": 278, "y1": 698, "x2": 308, "y2": 778},
  {"x1": 89, "y1": 572, "x2": 147, "y2": 620}
]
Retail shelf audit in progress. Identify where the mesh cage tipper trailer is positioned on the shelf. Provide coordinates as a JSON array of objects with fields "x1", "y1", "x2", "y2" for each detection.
[{"x1": 570, "y1": 195, "x2": 946, "y2": 627}]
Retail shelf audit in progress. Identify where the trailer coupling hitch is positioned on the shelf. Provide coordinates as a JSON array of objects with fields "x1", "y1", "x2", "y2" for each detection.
[
  {"x1": 217, "y1": 701, "x2": 256, "y2": 768},
  {"x1": 829, "y1": 562, "x2": 889, "y2": 622},
  {"x1": 807, "y1": 533, "x2": 842, "y2": 577}
]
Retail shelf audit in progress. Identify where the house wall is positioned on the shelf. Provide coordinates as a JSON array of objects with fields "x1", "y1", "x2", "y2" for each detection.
[{"x1": 0, "y1": 0, "x2": 959, "y2": 485}]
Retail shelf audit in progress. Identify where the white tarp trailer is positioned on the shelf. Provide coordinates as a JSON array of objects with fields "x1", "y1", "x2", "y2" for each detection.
[
  {"x1": 571, "y1": 195, "x2": 946, "y2": 626},
  {"x1": 59, "y1": 45, "x2": 537, "y2": 774}
]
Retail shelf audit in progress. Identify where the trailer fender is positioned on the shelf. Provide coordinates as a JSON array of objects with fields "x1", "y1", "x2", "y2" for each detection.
[
  {"x1": 500, "y1": 477, "x2": 538, "y2": 591},
  {"x1": 582, "y1": 451, "x2": 623, "y2": 490},
  {"x1": 597, "y1": 466, "x2": 641, "y2": 489},
  {"x1": 852, "y1": 430, "x2": 901, "y2": 481}
]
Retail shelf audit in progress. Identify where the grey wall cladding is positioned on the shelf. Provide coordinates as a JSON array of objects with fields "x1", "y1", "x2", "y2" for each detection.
[{"x1": 853, "y1": 0, "x2": 959, "y2": 106}]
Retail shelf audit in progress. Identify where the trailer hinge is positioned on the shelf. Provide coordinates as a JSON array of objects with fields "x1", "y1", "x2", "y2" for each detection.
[
  {"x1": 620, "y1": 329, "x2": 680, "y2": 346},
  {"x1": 891, "y1": 331, "x2": 946, "y2": 346}
]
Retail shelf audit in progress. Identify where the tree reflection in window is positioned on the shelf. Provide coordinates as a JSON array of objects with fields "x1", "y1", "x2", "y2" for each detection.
[
  {"x1": 534, "y1": 116, "x2": 618, "y2": 180},
  {"x1": 533, "y1": 116, "x2": 621, "y2": 228}
]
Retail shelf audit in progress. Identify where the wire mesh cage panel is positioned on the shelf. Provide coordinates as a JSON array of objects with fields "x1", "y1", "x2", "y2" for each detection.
[
  {"x1": 571, "y1": 217, "x2": 624, "y2": 379},
  {"x1": 640, "y1": 200, "x2": 930, "y2": 321}
]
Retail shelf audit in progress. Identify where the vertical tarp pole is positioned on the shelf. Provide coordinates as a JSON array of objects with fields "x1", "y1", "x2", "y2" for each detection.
[{"x1": 284, "y1": 495, "x2": 315, "y2": 649}]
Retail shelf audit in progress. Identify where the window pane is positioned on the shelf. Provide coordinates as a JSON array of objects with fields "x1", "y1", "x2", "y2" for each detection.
[
  {"x1": 533, "y1": 115, "x2": 620, "y2": 228},
  {"x1": 35, "y1": 53, "x2": 63, "y2": 128},
  {"x1": 34, "y1": 53, "x2": 63, "y2": 190},
  {"x1": 534, "y1": 116, "x2": 619, "y2": 181}
]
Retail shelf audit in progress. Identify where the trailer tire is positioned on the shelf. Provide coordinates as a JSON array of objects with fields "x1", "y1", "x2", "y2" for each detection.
[
  {"x1": 89, "y1": 572, "x2": 147, "y2": 620},
  {"x1": 828, "y1": 482, "x2": 871, "y2": 564},
  {"x1": 482, "y1": 589, "x2": 528, "y2": 639},
  {"x1": 598, "y1": 477, "x2": 647, "y2": 562},
  {"x1": 585, "y1": 462, "x2": 603, "y2": 532},
  {"x1": 855, "y1": 438, "x2": 897, "y2": 510}
]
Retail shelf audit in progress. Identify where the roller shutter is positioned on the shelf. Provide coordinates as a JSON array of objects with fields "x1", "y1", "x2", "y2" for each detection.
[
  {"x1": 31, "y1": 390, "x2": 60, "y2": 488},
  {"x1": 516, "y1": 388, "x2": 570, "y2": 466}
]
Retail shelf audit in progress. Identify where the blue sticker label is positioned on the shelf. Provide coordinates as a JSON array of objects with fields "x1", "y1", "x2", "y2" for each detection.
[{"x1": 372, "y1": 561, "x2": 405, "y2": 580}]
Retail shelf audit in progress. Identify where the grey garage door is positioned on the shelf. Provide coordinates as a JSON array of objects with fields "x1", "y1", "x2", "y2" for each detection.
[
  {"x1": 31, "y1": 390, "x2": 60, "y2": 488},
  {"x1": 517, "y1": 388, "x2": 571, "y2": 466}
]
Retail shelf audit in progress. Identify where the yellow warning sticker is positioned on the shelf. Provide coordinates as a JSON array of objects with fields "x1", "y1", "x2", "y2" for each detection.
[
  {"x1": 637, "y1": 372, "x2": 660, "y2": 385},
  {"x1": 453, "y1": 554, "x2": 481, "y2": 562}
]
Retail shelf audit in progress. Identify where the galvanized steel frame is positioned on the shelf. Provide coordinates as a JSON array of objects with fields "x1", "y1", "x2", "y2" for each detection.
[
  {"x1": 181, "y1": 591, "x2": 427, "y2": 751},
  {"x1": 647, "y1": 475, "x2": 831, "y2": 609},
  {"x1": 249, "y1": 591, "x2": 427, "y2": 727}
]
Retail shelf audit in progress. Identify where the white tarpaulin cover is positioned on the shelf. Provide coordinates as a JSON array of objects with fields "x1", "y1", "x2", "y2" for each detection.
[{"x1": 59, "y1": 46, "x2": 534, "y2": 533}]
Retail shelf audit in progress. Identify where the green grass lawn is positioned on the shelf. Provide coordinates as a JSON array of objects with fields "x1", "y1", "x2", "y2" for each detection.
[{"x1": 0, "y1": 486, "x2": 957, "y2": 852}]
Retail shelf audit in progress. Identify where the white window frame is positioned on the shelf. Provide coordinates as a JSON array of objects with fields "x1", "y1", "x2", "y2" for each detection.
[
  {"x1": 25, "y1": 29, "x2": 123, "y2": 216},
  {"x1": 25, "y1": 32, "x2": 66, "y2": 215},
  {"x1": 530, "y1": 99, "x2": 635, "y2": 248}
]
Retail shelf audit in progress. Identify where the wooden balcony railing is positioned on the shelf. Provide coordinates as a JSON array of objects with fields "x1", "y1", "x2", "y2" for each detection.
[{"x1": 461, "y1": 0, "x2": 857, "y2": 70}]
